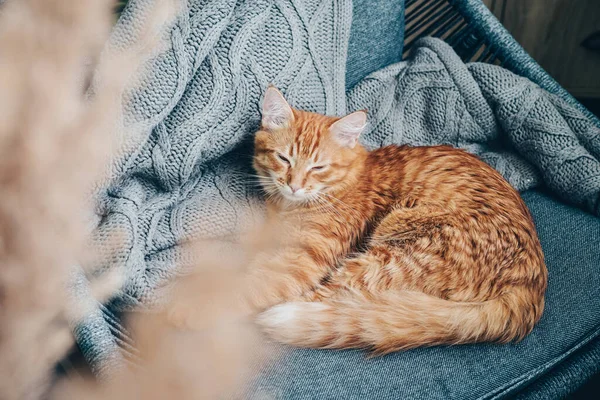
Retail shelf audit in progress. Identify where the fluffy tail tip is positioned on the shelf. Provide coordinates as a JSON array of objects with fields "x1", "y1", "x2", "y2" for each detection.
[{"x1": 257, "y1": 302, "x2": 331, "y2": 346}]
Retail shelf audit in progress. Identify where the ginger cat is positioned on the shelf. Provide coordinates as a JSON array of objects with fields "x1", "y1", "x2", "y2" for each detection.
[{"x1": 249, "y1": 86, "x2": 547, "y2": 354}]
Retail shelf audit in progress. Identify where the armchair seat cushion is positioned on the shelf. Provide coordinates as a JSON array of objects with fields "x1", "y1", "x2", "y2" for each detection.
[{"x1": 250, "y1": 190, "x2": 600, "y2": 399}]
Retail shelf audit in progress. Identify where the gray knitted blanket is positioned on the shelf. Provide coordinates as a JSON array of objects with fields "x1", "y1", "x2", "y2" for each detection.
[{"x1": 72, "y1": 0, "x2": 600, "y2": 377}]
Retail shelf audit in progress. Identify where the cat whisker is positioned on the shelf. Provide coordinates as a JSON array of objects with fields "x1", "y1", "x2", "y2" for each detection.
[
  {"x1": 317, "y1": 192, "x2": 362, "y2": 218},
  {"x1": 311, "y1": 194, "x2": 346, "y2": 221}
]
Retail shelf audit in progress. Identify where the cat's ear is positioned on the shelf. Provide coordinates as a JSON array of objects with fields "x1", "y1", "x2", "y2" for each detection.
[
  {"x1": 261, "y1": 85, "x2": 294, "y2": 130},
  {"x1": 329, "y1": 110, "x2": 367, "y2": 148}
]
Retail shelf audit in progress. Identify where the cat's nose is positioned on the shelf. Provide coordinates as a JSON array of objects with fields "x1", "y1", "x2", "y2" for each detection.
[{"x1": 289, "y1": 184, "x2": 302, "y2": 193}]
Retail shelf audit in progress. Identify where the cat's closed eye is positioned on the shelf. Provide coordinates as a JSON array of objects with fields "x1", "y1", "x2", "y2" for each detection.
[
  {"x1": 310, "y1": 165, "x2": 326, "y2": 172},
  {"x1": 277, "y1": 153, "x2": 291, "y2": 165}
]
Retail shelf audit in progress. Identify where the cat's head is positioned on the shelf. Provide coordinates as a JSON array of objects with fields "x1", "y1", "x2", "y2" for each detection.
[{"x1": 253, "y1": 86, "x2": 367, "y2": 205}]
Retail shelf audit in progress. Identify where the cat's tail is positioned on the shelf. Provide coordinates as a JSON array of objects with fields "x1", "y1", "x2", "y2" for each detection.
[{"x1": 257, "y1": 287, "x2": 543, "y2": 354}]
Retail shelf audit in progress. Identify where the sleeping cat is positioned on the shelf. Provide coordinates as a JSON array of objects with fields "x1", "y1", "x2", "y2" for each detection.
[{"x1": 249, "y1": 86, "x2": 547, "y2": 354}]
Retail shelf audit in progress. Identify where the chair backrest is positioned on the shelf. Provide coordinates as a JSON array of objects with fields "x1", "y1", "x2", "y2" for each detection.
[{"x1": 403, "y1": 0, "x2": 600, "y2": 128}]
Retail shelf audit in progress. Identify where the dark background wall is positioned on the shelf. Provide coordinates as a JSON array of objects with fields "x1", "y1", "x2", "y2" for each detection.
[{"x1": 483, "y1": 0, "x2": 600, "y2": 118}]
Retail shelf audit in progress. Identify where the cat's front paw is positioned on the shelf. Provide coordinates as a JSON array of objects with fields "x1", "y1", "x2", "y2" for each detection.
[
  {"x1": 245, "y1": 287, "x2": 283, "y2": 313},
  {"x1": 244, "y1": 271, "x2": 285, "y2": 312}
]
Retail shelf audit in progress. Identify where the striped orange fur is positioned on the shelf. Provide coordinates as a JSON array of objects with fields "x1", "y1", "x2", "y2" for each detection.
[{"x1": 249, "y1": 87, "x2": 547, "y2": 354}]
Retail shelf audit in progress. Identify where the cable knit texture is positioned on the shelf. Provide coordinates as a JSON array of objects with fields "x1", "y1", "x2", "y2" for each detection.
[{"x1": 71, "y1": 0, "x2": 600, "y2": 377}]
